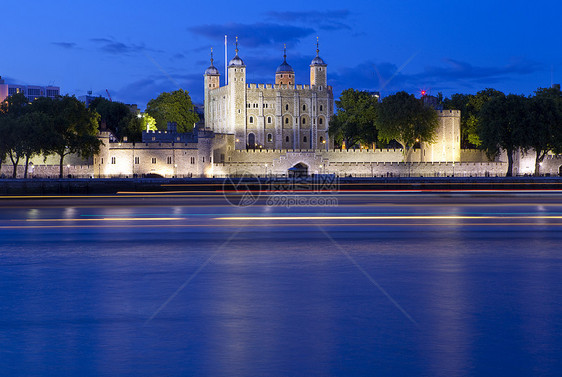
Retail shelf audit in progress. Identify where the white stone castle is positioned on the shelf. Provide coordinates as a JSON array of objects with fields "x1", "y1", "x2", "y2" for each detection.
[
  {"x1": 2, "y1": 39, "x2": 562, "y2": 178},
  {"x1": 204, "y1": 39, "x2": 333, "y2": 151}
]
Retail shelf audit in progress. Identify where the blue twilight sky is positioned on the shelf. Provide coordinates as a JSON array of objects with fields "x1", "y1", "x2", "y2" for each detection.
[{"x1": 2, "y1": 0, "x2": 560, "y2": 110}]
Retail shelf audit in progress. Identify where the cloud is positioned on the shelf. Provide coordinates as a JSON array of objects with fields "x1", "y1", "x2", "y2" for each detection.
[
  {"x1": 188, "y1": 23, "x2": 315, "y2": 48},
  {"x1": 414, "y1": 58, "x2": 541, "y2": 85},
  {"x1": 112, "y1": 72, "x2": 204, "y2": 110},
  {"x1": 329, "y1": 58, "x2": 542, "y2": 97},
  {"x1": 51, "y1": 42, "x2": 79, "y2": 50},
  {"x1": 266, "y1": 10, "x2": 352, "y2": 31},
  {"x1": 90, "y1": 37, "x2": 161, "y2": 55}
]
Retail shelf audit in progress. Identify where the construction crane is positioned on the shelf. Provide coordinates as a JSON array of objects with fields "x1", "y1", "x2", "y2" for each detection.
[{"x1": 105, "y1": 89, "x2": 112, "y2": 102}]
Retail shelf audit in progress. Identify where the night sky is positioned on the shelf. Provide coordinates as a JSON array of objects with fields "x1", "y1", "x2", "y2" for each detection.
[{"x1": 3, "y1": 0, "x2": 560, "y2": 109}]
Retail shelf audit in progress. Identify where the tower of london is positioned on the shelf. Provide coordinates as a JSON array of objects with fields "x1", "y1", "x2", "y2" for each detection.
[{"x1": 204, "y1": 39, "x2": 334, "y2": 151}]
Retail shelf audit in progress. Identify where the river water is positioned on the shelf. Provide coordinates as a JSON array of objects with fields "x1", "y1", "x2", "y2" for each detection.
[{"x1": 1, "y1": 194, "x2": 561, "y2": 376}]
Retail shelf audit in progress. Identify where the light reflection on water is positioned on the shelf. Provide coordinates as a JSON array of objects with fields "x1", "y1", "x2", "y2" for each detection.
[{"x1": 0, "y1": 204, "x2": 561, "y2": 376}]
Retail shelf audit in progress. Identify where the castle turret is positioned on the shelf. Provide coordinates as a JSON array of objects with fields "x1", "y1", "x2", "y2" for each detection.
[
  {"x1": 310, "y1": 37, "x2": 327, "y2": 87},
  {"x1": 275, "y1": 44, "x2": 294, "y2": 86},
  {"x1": 204, "y1": 48, "x2": 220, "y2": 130},
  {"x1": 227, "y1": 37, "x2": 247, "y2": 149}
]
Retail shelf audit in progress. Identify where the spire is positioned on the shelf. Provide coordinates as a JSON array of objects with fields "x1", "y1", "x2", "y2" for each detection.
[
  {"x1": 228, "y1": 36, "x2": 245, "y2": 67},
  {"x1": 316, "y1": 36, "x2": 319, "y2": 57},
  {"x1": 205, "y1": 47, "x2": 220, "y2": 75},
  {"x1": 283, "y1": 43, "x2": 287, "y2": 62}
]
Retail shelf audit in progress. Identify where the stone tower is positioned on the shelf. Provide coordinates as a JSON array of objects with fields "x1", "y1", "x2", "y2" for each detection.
[
  {"x1": 310, "y1": 38, "x2": 327, "y2": 87},
  {"x1": 227, "y1": 37, "x2": 247, "y2": 149},
  {"x1": 275, "y1": 45, "x2": 295, "y2": 86},
  {"x1": 203, "y1": 48, "x2": 220, "y2": 130}
]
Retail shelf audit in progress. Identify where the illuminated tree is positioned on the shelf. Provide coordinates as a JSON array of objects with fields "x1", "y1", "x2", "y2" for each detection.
[
  {"x1": 377, "y1": 91, "x2": 438, "y2": 161},
  {"x1": 526, "y1": 87, "x2": 562, "y2": 175},
  {"x1": 37, "y1": 96, "x2": 102, "y2": 178},
  {"x1": 146, "y1": 89, "x2": 199, "y2": 132},
  {"x1": 478, "y1": 94, "x2": 528, "y2": 177},
  {"x1": 328, "y1": 89, "x2": 378, "y2": 148}
]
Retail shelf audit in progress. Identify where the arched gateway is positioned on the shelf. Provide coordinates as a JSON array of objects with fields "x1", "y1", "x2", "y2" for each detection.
[{"x1": 288, "y1": 162, "x2": 308, "y2": 178}]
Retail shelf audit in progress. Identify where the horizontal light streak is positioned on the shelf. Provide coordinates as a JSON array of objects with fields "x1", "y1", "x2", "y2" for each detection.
[
  {"x1": 215, "y1": 215, "x2": 562, "y2": 221},
  {"x1": 21, "y1": 217, "x2": 182, "y2": 222},
  {"x1": 2, "y1": 222, "x2": 562, "y2": 230}
]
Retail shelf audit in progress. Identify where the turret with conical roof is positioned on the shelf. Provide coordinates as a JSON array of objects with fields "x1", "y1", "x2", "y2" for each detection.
[
  {"x1": 275, "y1": 44, "x2": 294, "y2": 86},
  {"x1": 204, "y1": 48, "x2": 221, "y2": 130},
  {"x1": 227, "y1": 37, "x2": 247, "y2": 148},
  {"x1": 310, "y1": 37, "x2": 327, "y2": 87}
]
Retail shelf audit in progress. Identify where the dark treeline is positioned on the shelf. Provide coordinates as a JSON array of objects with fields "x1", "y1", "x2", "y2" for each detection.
[
  {"x1": 0, "y1": 93, "x2": 101, "y2": 178},
  {"x1": 0, "y1": 89, "x2": 199, "y2": 179},
  {"x1": 329, "y1": 86, "x2": 562, "y2": 176}
]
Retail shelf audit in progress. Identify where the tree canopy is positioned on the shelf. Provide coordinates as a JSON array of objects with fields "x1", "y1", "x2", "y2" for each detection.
[
  {"x1": 1, "y1": 95, "x2": 102, "y2": 178},
  {"x1": 377, "y1": 91, "x2": 439, "y2": 160},
  {"x1": 328, "y1": 89, "x2": 378, "y2": 149},
  {"x1": 478, "y1": 94, "x2": 529, "y2": 176},
  {"x1": 146, "y1": 89, "x2": 199, "y2": 132},
  {"x1": 89, "y1": 97, "x2": 144, "y2": 142}
]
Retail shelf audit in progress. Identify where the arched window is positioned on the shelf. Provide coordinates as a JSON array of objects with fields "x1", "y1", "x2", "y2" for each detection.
[
  {"x1": 302, "y1": 104, "x2": 306, "y2": 111},
  {"x1": 319, "y1": 118, "x2": 323, "y2": 125},
  {"x1": 302, "y1": 117, "x2": 306, "y2": 125},
  {"x1": 320, "y1": 136, "x2": 324, "y2": 143},
  {"x1": 285, "y1": 104, "x2": 289, "y2": 111},
  {"x1": 249, "y1": 116, "x2": 254, "y2": 123},
  {"x1": 285, "y1": 117, "x2": 289, "y2": 124},
  {"x1": 320, "y1": 105, "x2": 323, "y2": 111},
  {"x1": 248, "y1": 133, "x2": 256, "y2": 148},
  {"x1": 267, "y1": 133, "x2": 273, "y2": 142},
  {"x1": 285, "y1": 136, "x2": 289, "y2": 142},
  {"x1": 303, "y1": 136, "x2": 307, "y2": 142},
  {"x1": 267, "y1": 116, "x2": 272, "y2": 124}
]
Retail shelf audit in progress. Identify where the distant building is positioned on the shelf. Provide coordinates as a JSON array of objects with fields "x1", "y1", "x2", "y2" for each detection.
[
  {"x1": 78, "y1": 91, "x2": 99, "y2": 107},
  {"x1": 0, "y1": 76, "x2": 60, "y2": 102}
]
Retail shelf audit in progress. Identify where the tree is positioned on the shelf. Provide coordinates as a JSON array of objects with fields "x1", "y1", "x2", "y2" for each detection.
[
  {"x1": 38, "y1": 96, "x2": 102, "y2": 178},
  {"x1": 0, "y1": 93, "x2": 30, "y2": 177},
  {"x1": 443, "y1": 89, "x2": 505, "y2": 148},
  {"x1": 139, "y1": 113, "x2": 157, "y2": 132},
  {"x1": 90, "y1": 97, "x2": 144, "y2": 142},
  {"x1": 376, "y1": 91, "x2": 439, "y2": 161},
  {"x1": 328, "y1": 89, "x2": 378, "y2": 149},
  {"x1": 19, "y1": 111, "x2": 51, "y2": 178},
  {"x1": 479, "y1": 94, "x2": 528, "y2": 177},
  {"x1": 146, "y1": 89, "x2": 199, "y2": 132},
  {"x1": 526, "y1": 87, "x2": 562, "y2": 175}
]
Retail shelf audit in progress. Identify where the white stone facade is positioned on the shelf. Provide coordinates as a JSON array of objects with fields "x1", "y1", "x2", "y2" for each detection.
[{"x1": 204, "y1": 45, "x2": 333, "y2": 151}]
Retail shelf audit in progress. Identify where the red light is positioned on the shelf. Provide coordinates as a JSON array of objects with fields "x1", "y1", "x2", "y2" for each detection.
[{"x1": 421, "y1": 90, "x2": 426, "y2": 96}]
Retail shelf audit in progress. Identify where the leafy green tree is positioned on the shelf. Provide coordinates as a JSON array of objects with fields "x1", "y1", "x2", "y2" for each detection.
[
  {"x1": 377, "y1": 91, "x2": 438, "y2": 161},
  {"x1": 328, "y1": 89, "x2": 378, "y2": 149},
  {"x1": 146, "y1": 89, "x2": 199, "y2": 132},
  {"x1": 0, "y1": 93, "x2": 30, "y2": 177},
  {"x1": 19, "y1": 111, "x2": 51, "y2": 178},
  {"x1": 139, "y1": 113, "x2": 157, "y2": 132},
  {"x1": 526, "y1": 87, "x2": 562, "y2": 175},
  {"x1": 479, "y1": 94, "x2": 528, "y2": 177},
  {"x1": 89, "y1": 97, "x2": 144, "y2": 142},
  {"x1": 443, "y1": 89, "x2": 504, "y2": 148},
  {"x1": 37, "y1": 96, "x2": 102, "y2": 178}
]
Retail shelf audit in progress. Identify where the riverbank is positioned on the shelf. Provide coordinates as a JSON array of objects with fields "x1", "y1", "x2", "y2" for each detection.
[{"x1": 1, "y1": 176, "x2": 562, "y2": 196}]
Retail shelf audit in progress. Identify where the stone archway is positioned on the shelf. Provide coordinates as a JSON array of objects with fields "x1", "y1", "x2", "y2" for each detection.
[{"x1": 288, "y1": 162, "x2": 308, "y2": 178}]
